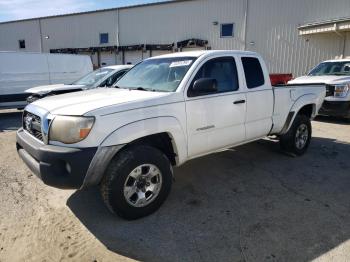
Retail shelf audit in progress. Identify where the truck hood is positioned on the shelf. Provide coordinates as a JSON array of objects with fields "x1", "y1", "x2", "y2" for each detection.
[
  {"x1": 289, "y1": 75, "x2": 350, "y2": 85},
  {"x1": 26, "y1": 84, "x2": 86, "y2": 94},
  {"x1": 30, "y1": 88, "x2": 175, "y2": 115}
]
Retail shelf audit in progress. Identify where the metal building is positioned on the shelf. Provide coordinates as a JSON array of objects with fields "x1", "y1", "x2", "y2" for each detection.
[{"x1": 1, "y1": 0, "x2": 350, "y2": 76}]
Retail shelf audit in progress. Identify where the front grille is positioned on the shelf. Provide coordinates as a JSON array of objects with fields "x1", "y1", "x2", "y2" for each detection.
[
  {"x1": 23, "y1": 111, "x2": 43, "y2": 141},
  {"x1": 325, "y1": 84, "x2": 335, "y2": 97}
]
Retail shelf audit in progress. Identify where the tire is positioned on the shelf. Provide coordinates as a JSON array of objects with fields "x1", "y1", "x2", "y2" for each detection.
[
  {"x1": 100, "y1": 145, "x2": 173, "y2": 220},
  {"x1": 280, "y1": 114, "x2": 312, "y2": 156}
]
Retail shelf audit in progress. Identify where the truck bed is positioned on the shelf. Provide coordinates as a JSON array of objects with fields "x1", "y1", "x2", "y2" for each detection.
[{"x1": 271, "y1": 83, "x2": 326, "y2": 134}]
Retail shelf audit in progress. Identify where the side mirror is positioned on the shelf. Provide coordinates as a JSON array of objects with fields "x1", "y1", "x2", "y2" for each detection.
[{"x1": 192, "y1": 78, "x2": 217, "y2": 94}]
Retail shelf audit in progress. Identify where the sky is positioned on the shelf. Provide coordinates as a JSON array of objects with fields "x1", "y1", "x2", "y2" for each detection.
[{"x1": 0, "y1": 0, "x2": 169, "y2": 22}]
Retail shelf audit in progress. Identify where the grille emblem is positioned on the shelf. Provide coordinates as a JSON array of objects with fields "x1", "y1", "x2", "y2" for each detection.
[{"x1": 24, "y1": 115, "x2": 33, "y2": 131}]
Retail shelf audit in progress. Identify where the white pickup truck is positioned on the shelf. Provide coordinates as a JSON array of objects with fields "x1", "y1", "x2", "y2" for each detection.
[
  {"x1": 289, "y1": 59, "x2": 350, "y2": 120},
  {"x1": 16, "y1": 50, "x2": 325, "y2": 219}
]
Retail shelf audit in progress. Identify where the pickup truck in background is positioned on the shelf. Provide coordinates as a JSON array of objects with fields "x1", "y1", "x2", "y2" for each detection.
[
  {"x1": 16, "y1": 50, "x2": 325, "y2": 220},
  {"x1": 289, "y1": 59, "x2": 350, "y2": 120},
  {"x1": 0, "y1": 51, "x2": 92, "y2": 109},
  {"x1": 26, "y1": 65, "x2": 132, "y2": 103}
]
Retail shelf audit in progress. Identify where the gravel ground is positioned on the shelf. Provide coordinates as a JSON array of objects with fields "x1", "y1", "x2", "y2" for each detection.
[{"x1": 0, "y1": 109, "x2": 350, "y2": 262}]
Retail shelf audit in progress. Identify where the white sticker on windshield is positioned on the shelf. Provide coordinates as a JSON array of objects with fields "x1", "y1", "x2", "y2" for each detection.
[
  {"x1": 96, "y1": 71, "x2": 109, "y2": 76},
  {"x1": 169, "y1": 60, "x2": 192, "y2": 68}
]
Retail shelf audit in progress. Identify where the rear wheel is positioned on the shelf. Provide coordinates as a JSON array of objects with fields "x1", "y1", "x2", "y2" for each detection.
[
  {"x1": 280, "y1": 114, "x2": 311, "y2": 156},
  {"x1": 100, "y1": 145, "x2": 173, "y2": 220}
]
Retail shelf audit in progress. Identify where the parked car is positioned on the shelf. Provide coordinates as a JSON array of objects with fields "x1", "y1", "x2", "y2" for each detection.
[
  {"x1": 26, "y1": 65, "x2": 133, "y2": 103},
  {"x1": 16, "y1": 50, "x2": 325, "y2": 220},
  {"x1": 289, "y1": 59, "x2": 350, "y2": 120},
  {"x1": 0, "y1": 51, "x2": 92, "y2": 109}
]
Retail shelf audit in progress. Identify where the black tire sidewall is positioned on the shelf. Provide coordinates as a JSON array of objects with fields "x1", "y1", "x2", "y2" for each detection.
[
  {"x1": 102, "y1": 145, "x2": 172, "y2": 220},
  {"x1": 287, "y1": 115, "x2": 312, "y2": 155}
]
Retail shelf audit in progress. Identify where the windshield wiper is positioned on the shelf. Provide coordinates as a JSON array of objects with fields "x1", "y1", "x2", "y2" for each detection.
[
  {"x1": 136, "y1": 87, "x2": 148, "y2": 91},
  {"x1": 113, "y1": 85, "x2": 132, "y2": 90},
  {"x1": 332, "y1": 73, "x2": 348, "y2": 76},
  {"x1": 128, "y1": 87, "x2": 157, "y2": 92}
]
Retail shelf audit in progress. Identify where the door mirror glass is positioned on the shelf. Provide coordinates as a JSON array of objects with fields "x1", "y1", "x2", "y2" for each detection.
[{"x1": 192, "y1": 78, "x2": 217, "y2": 94}]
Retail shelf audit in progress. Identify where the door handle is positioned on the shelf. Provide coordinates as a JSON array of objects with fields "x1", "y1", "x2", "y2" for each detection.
[{"x1": 233, "y1": 100, "x2": 246, "y2": 104}]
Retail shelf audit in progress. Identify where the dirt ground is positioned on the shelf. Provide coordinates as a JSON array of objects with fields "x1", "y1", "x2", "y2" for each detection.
[{"x1": 0, "y1": 109, "x2": 350, "y2": 262}]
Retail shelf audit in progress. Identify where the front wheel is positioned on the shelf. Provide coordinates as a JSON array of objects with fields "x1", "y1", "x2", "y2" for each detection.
[
  {"x1": 280, "y1": 114, "x2": 312, "y2": 156},
  {"x1": 100, "y1": 145, "x2": 173, "y2": 220}
]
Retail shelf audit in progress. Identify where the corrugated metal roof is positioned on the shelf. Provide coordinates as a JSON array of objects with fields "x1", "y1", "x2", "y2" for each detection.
[{"x1": 0, "y1": 0, "x2": 190, "y2": 25}]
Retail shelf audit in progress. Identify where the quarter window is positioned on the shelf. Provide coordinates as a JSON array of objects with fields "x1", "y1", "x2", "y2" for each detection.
[
  {"x1": 100, "y1": 33, "x2": 109, "y2": 44},
  {"x1": 241, "y1": 57, "x2": 265, "y2": 89},
  {"x1": 188, "y1": 57, "x2": 239, "y2": 97}
]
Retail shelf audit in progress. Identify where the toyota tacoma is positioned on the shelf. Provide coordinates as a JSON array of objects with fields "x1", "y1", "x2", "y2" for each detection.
[{"x1": 17, "y1": 50, "x2": 325, "y2": 219}]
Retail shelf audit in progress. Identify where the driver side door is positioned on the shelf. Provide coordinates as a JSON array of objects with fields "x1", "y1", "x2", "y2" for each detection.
[{"x1": 185, "y1": 56, "x2": 246, "y2": 158}]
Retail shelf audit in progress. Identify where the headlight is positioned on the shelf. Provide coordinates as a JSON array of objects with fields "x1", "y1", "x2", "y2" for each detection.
[
  {"x1": 334, "y1": 84, "x2": 349, "y2": 98},
  {"x1": 49, "y1": 116, "x2": 95, "y2": 144}
]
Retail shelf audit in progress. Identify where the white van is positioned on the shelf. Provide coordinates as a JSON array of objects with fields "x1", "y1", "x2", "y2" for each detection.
[{"x1": 0, "y1": 51, "x2": 93, "y2": 109}]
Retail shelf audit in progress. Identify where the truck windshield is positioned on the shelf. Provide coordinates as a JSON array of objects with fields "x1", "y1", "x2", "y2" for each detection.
[
  {"x1": 115, "y1": 57, "x2": 196, "y2": 92},
  {"x1": 72, "y1": 68, "x2": 114, "y2": 86},
  {"x1": 308, "y1": 61, "x2": 350, "y2": 76}
]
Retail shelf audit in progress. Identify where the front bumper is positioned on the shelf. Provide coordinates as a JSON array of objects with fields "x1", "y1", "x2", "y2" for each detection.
[
  {"x1": 16, "y1": 128, "x2": 97, "y2": 189},
  {"x1": 319, "y1": 100, "x2": 350, "y2": 118}
]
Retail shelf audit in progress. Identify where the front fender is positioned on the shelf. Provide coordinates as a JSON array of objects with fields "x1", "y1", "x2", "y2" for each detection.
[{"x1": 101, "y1": 116, "x2": 188, "y2": 165}]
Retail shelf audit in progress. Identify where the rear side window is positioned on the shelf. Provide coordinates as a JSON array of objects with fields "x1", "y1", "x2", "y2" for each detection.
[
  {"x1": 241, "y1": 57, "x2": 265, "y2": 89},
  {"x1": 189, "y1": 57, "x2": 239, "y2": 96}
]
